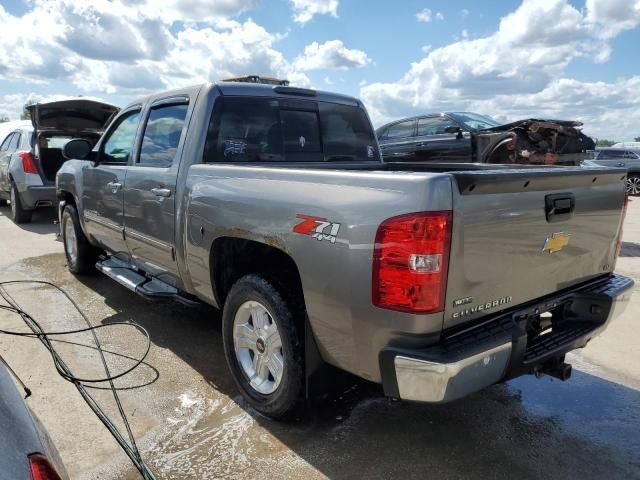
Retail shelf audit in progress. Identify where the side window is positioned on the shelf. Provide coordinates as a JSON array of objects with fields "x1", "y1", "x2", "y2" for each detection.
[
  {"x1": 418, "y1": 117, "x2": 458, "y2": 136},
  {"x1": 101, "y1": 110, "x2": 141, "y2": 164},
  {"x1": 206, "y1": 97, "x2": 283, "y2": 162},
  {"x1": 0, "y1": 133, "x2": 15, "y2": 152},
  {"x1": 601, "y1": 150, "x2": 625, "y2": 159},
  {"x1": 383, "y1": 120, "x2": 415, "y2": 139},
  {"x1": 625, "y1": 151, "x2": 639, "y2": 159},
  {"x1": 138, "y1": 103, "x2": 189, "y2": 167}
]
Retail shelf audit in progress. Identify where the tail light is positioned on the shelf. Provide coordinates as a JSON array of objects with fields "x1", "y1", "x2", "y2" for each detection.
[
  {"x1": 20, "y1": 152, "x2": 39, "y2": 174},
  {"x1": 372, "y1": 211, "x2": 452, "y2": 313},
  {"x1": 29, "y1": 454, "x2": 62, "y2": 480},
  {"x1": 615, "y1": 194, "x2": 629, "y2": 258}
]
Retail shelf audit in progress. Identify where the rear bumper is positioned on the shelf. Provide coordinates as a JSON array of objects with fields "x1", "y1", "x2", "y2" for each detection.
[
  {"x1": 20, "y1": 185, "x2": 56, "y2": 209},
  {"x1": 380, "y1": 273, "x2": 634, "y2": 403}
]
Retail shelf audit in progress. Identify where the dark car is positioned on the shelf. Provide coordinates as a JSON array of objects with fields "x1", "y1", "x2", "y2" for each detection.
[
  {"x1": 589, "y1": 147, "x2": 640, "y2": 195},
  {"x1": 0, "y1": 360, "x2": 68, "y2": 479},
  {"x1": 376, "y1": 112, "x2": 595, "y2": 166}
]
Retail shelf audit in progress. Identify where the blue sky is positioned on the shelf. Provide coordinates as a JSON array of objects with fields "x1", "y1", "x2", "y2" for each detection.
[{"x1": 1, "y1": 0, "x2": 639, "y2": 139}]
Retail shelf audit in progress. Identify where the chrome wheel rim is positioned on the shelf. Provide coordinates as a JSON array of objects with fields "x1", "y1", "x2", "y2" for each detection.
[
  {"x1": 10, "y1": 187, "x2": 16, "y2": 218},
  {"x1": 63, "y1": 214, "x2": 78, "y2": 264},
  {"x1": 233, "y1": 300, "x2": 284, "y2": 395},
  {"x1": 626, "y1": 176, "x2": 640, "y2": 195}
]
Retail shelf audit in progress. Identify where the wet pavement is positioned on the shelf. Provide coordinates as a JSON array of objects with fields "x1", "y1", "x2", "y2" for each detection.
[{"x1": 0, "y1": 204, "x2": 639, "y2": 480}]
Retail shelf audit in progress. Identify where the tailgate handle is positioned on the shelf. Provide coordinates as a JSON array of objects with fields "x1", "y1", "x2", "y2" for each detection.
[{"x1": 545, "y1": 193, "x2": 575, "y2": 223}]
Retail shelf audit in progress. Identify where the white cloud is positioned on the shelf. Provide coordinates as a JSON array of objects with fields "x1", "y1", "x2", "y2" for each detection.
[
  {"x1": 0, "y1": 1, "x2": 314, "y2": 104},
  {"x1": 294, "y1": 40, "x2": 371, "y2": 70},
  {"x1": 289, "y1": 0, "x2": 338, "y2": 24},
  {"x1": 416, "y1": 8, "x2": 432, "y2": 23},
  {"x1": 435, "y1": 12, "x2": 444, "y2": 20},
  {"x1": 360, "y1": 0, "x2": 640, "y2": 138},
  {"x1": 585, "y1": 0, "x2": 640, "y2": 39},
  {"x1": 461, "y1": 9, "x2": 470, "y2": 17}
]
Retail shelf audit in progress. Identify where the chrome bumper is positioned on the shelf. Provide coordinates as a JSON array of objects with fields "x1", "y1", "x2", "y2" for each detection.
[{"x1": 380, "y1": 274, "x2": 633, "y2": 403}]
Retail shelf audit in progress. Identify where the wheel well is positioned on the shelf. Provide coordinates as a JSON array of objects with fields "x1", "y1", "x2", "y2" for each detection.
[
  {"x1": 211, "y1": 237, "x2": 305, "y2": 311},
  {"x1": 58, "y1": 190, "x2": 75, "y2": 205}
]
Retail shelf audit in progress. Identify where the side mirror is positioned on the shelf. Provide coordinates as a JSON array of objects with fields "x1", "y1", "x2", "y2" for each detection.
[
  {"x1": 444, "y1": 126, "x2": 464, "y2": 139},
  {"x1": 62, "y1": 139, "x2": 94, "y2": 160}
]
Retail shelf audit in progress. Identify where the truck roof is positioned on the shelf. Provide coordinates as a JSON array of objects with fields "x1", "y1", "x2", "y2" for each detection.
[{"x1": 125, "y1": 82, "x2": 361, "y2": 111}]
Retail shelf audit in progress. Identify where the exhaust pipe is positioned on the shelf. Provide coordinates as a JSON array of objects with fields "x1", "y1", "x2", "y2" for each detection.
[{"x1": 538, "y1": 361, "x2": 572, "y2": 381}]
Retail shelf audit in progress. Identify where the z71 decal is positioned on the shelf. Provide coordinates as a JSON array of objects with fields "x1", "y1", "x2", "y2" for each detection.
[{"x1": 293, "y1": 214, "x2": 341, "y2": 244}]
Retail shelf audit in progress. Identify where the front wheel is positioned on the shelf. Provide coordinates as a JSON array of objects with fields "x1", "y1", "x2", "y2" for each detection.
[
  {"x1": 222, "y1": 275, "x2": 304, "y2": 419},
  {"x1": 61, "y1": 204, "x2": 97, "y2": 274},
  {"x1": 626, "y1": 174, "x2": 640, "y2": 196}
]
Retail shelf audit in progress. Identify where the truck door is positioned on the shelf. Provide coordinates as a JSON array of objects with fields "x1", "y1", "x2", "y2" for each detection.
[
  {"x1": 82, "y1": 108, "x2": 141, "y2": 257},
  {"x1": 122, "y1": 97, "x2": 190, "y2": 283}
]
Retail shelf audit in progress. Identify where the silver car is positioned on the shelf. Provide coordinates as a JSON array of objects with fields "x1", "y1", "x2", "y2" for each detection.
[
  {"x1": 590, "y1": 147, "x2": 640, "y2": 195},
  {"x1": 0, "y1": 100, "x2": 118, "y2": 223}
]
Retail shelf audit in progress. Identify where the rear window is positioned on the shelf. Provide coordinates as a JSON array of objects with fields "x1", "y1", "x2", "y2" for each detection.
[{"x1": 204, "y1": 96, "x2": 379, "y2": 163}]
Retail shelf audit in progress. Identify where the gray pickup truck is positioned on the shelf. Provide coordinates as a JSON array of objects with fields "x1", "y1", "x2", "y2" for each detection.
[{"x1": 56, "y1": 82, "x2": 633, "y2": 418}]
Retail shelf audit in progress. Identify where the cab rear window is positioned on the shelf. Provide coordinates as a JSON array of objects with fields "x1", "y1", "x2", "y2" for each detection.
[{"x1": 204, "y1": 96, "x2": 379, "y2": 163}]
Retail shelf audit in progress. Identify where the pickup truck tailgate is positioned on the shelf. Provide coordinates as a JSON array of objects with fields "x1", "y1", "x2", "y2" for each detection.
[{"x1": 444, "y1": 168, "x2": 627, "y2": 329}]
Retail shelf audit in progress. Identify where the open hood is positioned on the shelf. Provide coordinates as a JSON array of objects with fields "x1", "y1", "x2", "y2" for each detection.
[{"x1": 28, "y1": 99, "x2": 119, "y2": 133}]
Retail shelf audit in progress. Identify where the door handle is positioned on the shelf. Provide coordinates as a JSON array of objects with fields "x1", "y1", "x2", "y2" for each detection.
[
  {"x1": 151, "y1": 187, "x2": 171, "y2": 198},
  {"x1": 106, "y1": 182, "x2": 121, "y2": 194},
  {"x1": 617, "y1": 163, "x2": 626, "y2": 167}
]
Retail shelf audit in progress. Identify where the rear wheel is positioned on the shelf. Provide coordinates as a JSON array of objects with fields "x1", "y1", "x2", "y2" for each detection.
[
  {"x1": 61, "y1": 204, "x2": 97, "y2": 274},
  {"x1": 222, "y1": 275, "x2": 304, "y2": 419},
  {"x1": 9, "y1": 183, "x2": 32, "y2": 224},
  {"x1": 626, "y1": 174, "x2": 640, "y2": 196}
]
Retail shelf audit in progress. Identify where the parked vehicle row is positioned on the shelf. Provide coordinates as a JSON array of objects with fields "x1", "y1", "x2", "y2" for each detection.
[{"x1": 52, "y1": 82, "x2": 632, "y2": 419}]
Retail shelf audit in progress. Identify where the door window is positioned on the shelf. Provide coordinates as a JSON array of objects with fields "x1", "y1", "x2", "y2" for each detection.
[
  {"x1": 598, "y1": 150, "x2": 626, "y2": 159},
  {"x1": 383, "y1": 120, "x2": 415, "y2": 139},
  {"x1": 101, "y1": 110, "x2": 141, "y2": 164},
  {"x1": 138, "y1": 104, "x2": 189, "y2": 167},
  {"x1": 625, "y1": 151, "x2": 639, "y2": 159},
  {"x1": 417, "y1": 117, "x2": 458, "y2": 136}
]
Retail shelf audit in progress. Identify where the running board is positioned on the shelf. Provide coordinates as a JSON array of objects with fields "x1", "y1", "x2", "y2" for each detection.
[{"x1": 95, "y1": 257, "x2": 201, "y2": 307}]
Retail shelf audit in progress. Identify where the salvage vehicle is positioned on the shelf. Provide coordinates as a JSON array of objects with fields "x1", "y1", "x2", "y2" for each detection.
[
  {"x1": 377, "y1": 112, "x2": 596, "y2": 166},
  {"x1": 588, "y1": 148, "x2": 640, "y2": 195},
  {"x1": 0, "y1": 359, "x2": 68, "y2": 479},
  {"x1": 56, "y1": 82, "x2": 632, "y2": 418},
  {"x1": 0, "y1": 100, "x2": 118, "y2": 223}
]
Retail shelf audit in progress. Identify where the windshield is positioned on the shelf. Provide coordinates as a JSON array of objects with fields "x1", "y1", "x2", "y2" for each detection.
[{"x1": 449, "y1": 112, "x2": 502, "y2": 130}]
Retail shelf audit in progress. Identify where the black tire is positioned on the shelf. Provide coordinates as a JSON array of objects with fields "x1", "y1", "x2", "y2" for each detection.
[
  {"x1": 0, "y1": 198, "x2": 7, "y2": 207},
  {"x1": 61, "y1": 203, "x2": 97, "y2": 274},
  {"x1": 10, "y1": 183, "x2": 32, "y2": 224},
  {"x1": 626, "y1": 174, "x2": 640, "y2": 196},
  {"x1": 222, "y1": 274, "x2": 304, "y2": 419}
]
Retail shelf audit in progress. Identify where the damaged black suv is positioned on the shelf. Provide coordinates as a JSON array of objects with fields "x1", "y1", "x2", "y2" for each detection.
[{"x1": 376, "y1": 111, "x2": 595, "y2": 166}]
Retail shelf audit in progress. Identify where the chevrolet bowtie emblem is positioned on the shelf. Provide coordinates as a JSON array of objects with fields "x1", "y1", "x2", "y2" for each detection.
[{"x1": 542, "y1": 232, "x2": 571, "y2": 253}]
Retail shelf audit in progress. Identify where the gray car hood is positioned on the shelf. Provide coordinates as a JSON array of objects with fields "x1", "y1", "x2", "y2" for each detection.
[{"x1": 27, "y1": 99, "x2": 119, "y2": 133}]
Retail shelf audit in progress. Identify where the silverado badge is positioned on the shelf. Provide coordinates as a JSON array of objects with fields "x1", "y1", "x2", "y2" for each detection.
[{"x1": 542, "y1": 232, "x2": 571, "y2": 254}]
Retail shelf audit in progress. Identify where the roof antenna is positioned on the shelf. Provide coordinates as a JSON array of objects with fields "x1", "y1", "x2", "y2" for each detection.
[{"x1": 0, "y1": 352, "x2": 32, "y2": 398}]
